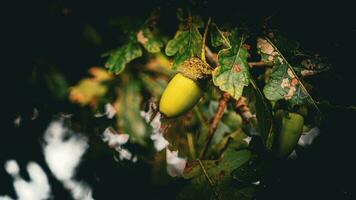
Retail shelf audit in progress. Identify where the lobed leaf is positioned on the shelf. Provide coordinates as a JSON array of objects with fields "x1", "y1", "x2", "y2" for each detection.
[
  {"x1": 104, "y1": 39, "x2": 142, "y2": 74},
  {"x1": 210, "y1": 23, "x2": 230, "y2": 48},
  {"x1": 251, "y1": 81, "x2": 275, "y2": 149},
  {"x1": 115, "y1": 76, "x2": 149, "y2": 145},
  {"x1": 164, "y1": 16, "x2": 202, "y2": 69},
  {"x1": 137, "y1": 27, "x2": 164, "y2": 53},
  {"x1": 212, "y1": 29, "x2": 251, "y2": 100},
  {"x1": 259, "y1": 36, "x2": 318, "y2": 109},
  {"x1": 180, "y1": 149, "x2": 253, "y2": 200}
]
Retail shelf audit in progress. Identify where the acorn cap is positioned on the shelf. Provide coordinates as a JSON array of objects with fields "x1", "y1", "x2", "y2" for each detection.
[{"x1": 178, "y1": 57, "x2": 212, "y2": 85}]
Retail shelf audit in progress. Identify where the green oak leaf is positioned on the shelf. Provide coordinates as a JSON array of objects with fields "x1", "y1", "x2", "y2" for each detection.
[
  {"x1": 231, "y1": 156, "x2": 264, "y2": 184},
  {"x1": 165, "y1": 16, "x2": 202, "y2": 69},
  {"x1": 177, "y1": 181, "x2": 255, "y2": 200},
  {"x1": 104, "y1": 39, "x2": 142, "y2": 74},
  {"x1": 180, "y1": 149, "x2": 253, "y2": 200},
  {"x1": 115, "y1": 75, "x2": 149, "y2": 145},
  {"x1": 266, "y1": 31, "x2": 299, "y2": 61},
  {"x1": 137, "y1": 26, "x2": 164, "y2": 53},
  {"x1": 183, "y1": 150, "x2": 251, "y2": 180},
  {"x1": 263, "y1": 63, "x2": 310, "y2": 108},
  {"x1": 259, "y1": 36, "x2": 318, "y2": 110},
  {"x1": 251, "y1": 81, "x2": 275, "y2": 149},
  {"x1": 212, "y1": 29, "x2": 251, "y2": 100},
  {"x1": 210, "y1": 23, "x2": 230, "y2": 48},
  {"x1": 263, "y1": 64, "x2": 289, "y2": 100}
]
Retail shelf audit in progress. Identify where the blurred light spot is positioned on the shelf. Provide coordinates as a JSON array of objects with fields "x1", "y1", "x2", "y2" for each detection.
[
  {"x1": 288, "y1": 150, "x2": 298, "y2": 160},
  {"x1": 13, "y1": 116, "x2": 21, "y2": 128},
  {"x1": 42, "y1": 120, "x2": 94, "y2": 200},
  {"x1": 141, "y1": 104, "x2": 169, "y2": 151},
  {"x1": 0, "y1": 195, "x2": 13, "y2": 200},
  {"x1": 166, "y1": 148, "x2": 187, "y2": 177},
  {"x1": 4, "y1": 160, "x2": 19, "y2": 176},
  {"x1": 298, "y1": 127, "x2": 320, "y2": 148},
  {"x1": 102, "y1": 127, "x2": 136, "y2": 162},
  {"x1": 31, "y1": 108, "x2": 39, "y2": 120},
  {"x1": 102, "y1": 127, "x2": 129, "y2": 147},
  {"x1": 252, "y1": 181, "x2": 260, "y2": 185},
  {"x1": 94, "y1": 103, "x2": 116, "y2": 119},
  {"x1": 243, "y1": 136, "x2": 252, "y2": 144},
  {"x1": 3, "y1": 160, "x2": 51, "y2": 200}
]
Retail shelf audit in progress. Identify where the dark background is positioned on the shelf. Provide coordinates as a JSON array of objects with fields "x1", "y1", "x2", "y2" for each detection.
[{"x1": 1, "y1": 0, "x2": 356, "y2": 199}]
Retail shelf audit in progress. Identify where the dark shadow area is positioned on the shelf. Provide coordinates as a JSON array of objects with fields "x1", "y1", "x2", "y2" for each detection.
[{"x1": 2, "y1": 0, "x2": 356, "y2": 199}]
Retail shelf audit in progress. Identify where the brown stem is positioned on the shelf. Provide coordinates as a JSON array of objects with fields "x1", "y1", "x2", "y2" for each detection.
[
  {"x1": 199, "y1": 92, "x2": 230, "y2": 159},
  {"x1": 201, "y1": 17, "x2": 212, "y2": 63},
  {"x1": 205, "y1": 46, "x2": 219, "y2": 67},
  {"x1": 248, "y1": 61, "x2": 271, "y2": 68},
  {"x1": 233, "y1": 97, "x2": 255, "y2": 123},
  {"x1": 205, "y1": 47, "x2": 271, "y2": 69}
]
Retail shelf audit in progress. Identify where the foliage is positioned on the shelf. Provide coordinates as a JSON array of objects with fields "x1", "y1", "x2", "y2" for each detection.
[
  {"x1": 212, "y1": 27, "x2": 251, "y2": 100},
  {"x1": 165, "y1": 13, "x2": 203, "y2": 70},
  {"x1": 104, "y1": 38, "x2": 143, "y2": 74},
  {"x1": 62, "y1": 7, "x2": 334, "y2": 200}
]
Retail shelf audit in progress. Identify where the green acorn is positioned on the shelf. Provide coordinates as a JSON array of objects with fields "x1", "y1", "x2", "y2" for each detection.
[
  {"x1": 159, "y1": 57, "x2": 211, "y2": 118},
  {"x1": 223, "y1": 111, "x2": 243, "y2": 131},
  {"x1": 273, "y1": 110, "x2": 304, "y2": 157}
]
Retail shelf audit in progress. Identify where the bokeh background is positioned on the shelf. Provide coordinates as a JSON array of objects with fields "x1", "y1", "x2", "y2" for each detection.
[{"x1": 2, "y1": 0, "x2": 356, "y2": 199}]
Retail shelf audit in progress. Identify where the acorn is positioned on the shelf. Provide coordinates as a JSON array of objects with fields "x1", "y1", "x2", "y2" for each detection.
[
  {"x1": 223, "y1": 111, "x2": 243, "y2": 131},
  {"x1": 159, "y1": 57, "x2": 211, "y2": 118},
  {"x1": 273, "y1": 110, "x2": 304, "y2": 157}
]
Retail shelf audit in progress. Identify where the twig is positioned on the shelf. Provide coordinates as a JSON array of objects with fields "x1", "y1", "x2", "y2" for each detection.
[
  {"x1": 205, "y1": 46, "x2": 219, "y2": 67},
  {"x1": 248, "y1": 61, "x2": 271, "y2": 68},
  {"x1": 199, "y1": 92, "x2": 230, "y2": 159},
  {"x1": 201, "y1": 17, "x2": 212, "y2": 63},
  {"x1": 205, "y1": 46, "x2": 270, "y2": 69},
  {"x1": 233, "y1": 96, "x2": 255, "y2": 123},
  {"x1": 197, "y1": 159, "x2": 221, "y2": 200},
  {"x1": 194, "y1": 107, "x2": 208, "y2": 125},
  {"x1": 187, "y1": 133, "x2": 197, "y2": 159},
  {"x1": 148, "y1": 102, "x2": 159, "y2": 124},
  {"x1": 212, "y1": 23, "x2": 231, "y2": 48},
  {"x1": 218, "y1": 136, "x2": 234, "y2": 158}
]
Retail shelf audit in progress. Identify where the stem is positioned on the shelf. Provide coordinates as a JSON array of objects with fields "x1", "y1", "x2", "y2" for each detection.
[
  {"x1": 148, "y1": 102, "x2": 159, "y2": 124},
  {"x1": 248, "y1": 61, "x2": 272, "y2": 68},
  {"x1": 187, "y1": 133, "x2": 196, "y2": 159},
  {"x1": 197, "y1": 159, "x2": 221, "y2": 200},
  {"x1": 218, "y1": 136, "x2": 233, "y2": 158},
  {"x1": 234, "y1": 96, "x2": 255, "y2": 122},
  {"x1": 199, "y1": 92, "x2": 230, "y2": 159},
  {"x1": 201, "y1": 17, "x2": 212, "y2": 63},
  {"x1": 205, "y1": 46, "x2": 270, "y2": 69},
  {"x1": 194, "y1": 107, "x2": 208, "y2": 125},
  {"x1": 205, "y1": 46, "x2": 219, "y2": 67},
  {"x1": 212, "y1": 23, "x2": 231, "y2": 48}
]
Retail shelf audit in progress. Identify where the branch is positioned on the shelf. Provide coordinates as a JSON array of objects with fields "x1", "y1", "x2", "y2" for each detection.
[
  {"x1": 187, "y1": 133, "x2": 197, "y2": 159},
  {"x1": 197, "y1": 159, "x2": 222, "y2": 200},
  {"x1": 248, "y1": 61, "x2": 272, "y2": 68},
  {"x1": 201, "y1": 17, "x2": 211, "y2": 63},
  {"x1": 233, "y1": 97, "x2": 255, "y2": 122},
  {"x1": 205, "y1": 46, "x2": 219, "y2": 67},
  {"x1": 199, "y1": 92, "x2": 230, "y2": 159},
  {"x1": 205, "y1": 46, "x2": 271, "y2": 68}
]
